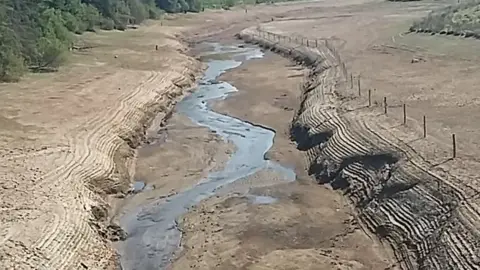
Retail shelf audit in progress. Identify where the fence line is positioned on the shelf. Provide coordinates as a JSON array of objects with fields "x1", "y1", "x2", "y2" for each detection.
[
  {"x1": 253, "y1": 28, "x2": 348, "y2": 81},
  {"x1": 250, "y1": 27, "x2": 461, "y2": 169},
  {"x1": 246, "y1": 28, "x2": 480, "y2": 260}
]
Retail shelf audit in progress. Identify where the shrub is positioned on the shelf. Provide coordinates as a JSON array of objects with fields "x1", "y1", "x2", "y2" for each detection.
[{"x1": 99, "y1": 18, "x2": 116, "y2": 30}]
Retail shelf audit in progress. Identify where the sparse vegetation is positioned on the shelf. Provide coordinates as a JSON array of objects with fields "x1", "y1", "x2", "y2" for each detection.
[
  {"x1": 0, "y1": 0, "x2": 297, "y2": 82},
  {"x1": 411, "y1": 1, "x2": 480, "y2": 38},
  {"x1": 0, "y1": 0, "x2": 164, "y2": 82}
]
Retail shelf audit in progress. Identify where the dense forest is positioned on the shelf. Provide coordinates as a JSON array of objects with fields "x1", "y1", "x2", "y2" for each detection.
[{"x1": 0, "y1": 0, "x2": 275, "y2": 82}]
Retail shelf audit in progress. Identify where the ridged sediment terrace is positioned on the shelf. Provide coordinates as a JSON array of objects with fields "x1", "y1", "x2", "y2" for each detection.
[{"x1": 238, "y1": 27, "x2": 480, "y2": 270}]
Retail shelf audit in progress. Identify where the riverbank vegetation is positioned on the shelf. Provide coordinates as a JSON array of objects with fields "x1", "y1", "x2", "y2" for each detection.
[
  {"x1": 411, "y1": 1, "x2": 480, "y2": 38},
  {"x1": 0, "y1": 0, "x2": 291, "y2": 82}
]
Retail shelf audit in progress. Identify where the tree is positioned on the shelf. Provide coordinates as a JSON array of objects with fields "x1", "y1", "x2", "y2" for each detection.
[
  {"x1": 0, "y1": 0, "x2": 281, "y2": 82},
  {"x1": 127, "y1": 0, "x2": 148, "y2": 23},
  {"x1": 0, "y1": 26, "x2": 26, "y2": 81},
  {"x1": 36, "y1": 36, "x2": 68, "y2": 69}
]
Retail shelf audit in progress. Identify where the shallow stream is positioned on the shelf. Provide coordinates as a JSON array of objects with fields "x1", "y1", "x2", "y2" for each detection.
[{"x1": 118, "y1": 43, "x2": 296, "y2": 270}]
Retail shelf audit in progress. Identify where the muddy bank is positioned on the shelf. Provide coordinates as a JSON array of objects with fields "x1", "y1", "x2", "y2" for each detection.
[
  {"x1": 213, "y1": 51, "x2": 307, "y2": 174},
  {"x1": 116, "y1": 43, "x2": 297, "y2": 270},
  {"x1": 237, "y1": 28, "x2": 480, "y2": 269},
  {"x1": 170, "y1": 43, "x2": 393, "y2": 269}
]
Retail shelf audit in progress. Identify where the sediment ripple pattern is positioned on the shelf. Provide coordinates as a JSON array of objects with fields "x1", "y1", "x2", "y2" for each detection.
[
  {"x1": 239, "y1": 27, "x2": 480, "y2": 270},
  {"x1": 0, "y1": 56, "x2": 200, "y2": 269}
]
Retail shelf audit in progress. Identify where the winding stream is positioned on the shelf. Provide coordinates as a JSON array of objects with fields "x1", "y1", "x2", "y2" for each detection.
[{"x1": 118, "y1": 44, "x2": 296, "y2": 270}]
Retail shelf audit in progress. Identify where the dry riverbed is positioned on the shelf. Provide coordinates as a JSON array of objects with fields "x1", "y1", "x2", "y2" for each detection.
[
  {"x1": 113, "y1": 112, "x2": 235, "y2": 220},
  {"x1": 0, "y1": 4, "x2": 326, "y2": 268},
  {"x1": 169, "y1": 49, "x2": 393, "y2": 270},
  {"x1": 6, "y1": 0, "x2": 478, "y2": 268}
]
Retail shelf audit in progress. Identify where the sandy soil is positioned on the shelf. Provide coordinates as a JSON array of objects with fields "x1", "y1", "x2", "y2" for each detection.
[
  {"x1": 172, "y1": 183, "x2": 391, "y2": 270},
  {"x1": 260, "y1": 0, "x2": 480, "y2": 184},
  {"x1": 172, "y1": 0, "x2": 480, "y2": 269},
  {"x1": 170, "y1": 51, "x2": 393, "y2": 269},
  {"x1": 4, "y1": 0, "x2": 480, "y2": 268},
  {"x1": 0, "y1": 22, "x2": 202, "y2": 269},
  {"x1": 113, "y1": 112, "x2": 235, "y2": 216},
  {"x1": 228, "y1": 0, "x2": 480, "y2": 268},
  {"x1": 215, "y1": 52, "x2": 306, "y2": 171},
  {"x1": 0, "y1": 3, "x2": 346, "y2": 269}
]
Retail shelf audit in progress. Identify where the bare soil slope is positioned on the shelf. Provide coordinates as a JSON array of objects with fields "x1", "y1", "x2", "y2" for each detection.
[
  {"x1": 234, "y1": 0, "x2": 480, "y2": 268},
  {"x1": 171, "y1": 51, "x2": 392, "y2": 270},
  {"x1": 0, "y1": 3, "x2": 343, "y2": 268},
  {"x1": 0, "y1": 23, "x2": 201, "y2": 269}
]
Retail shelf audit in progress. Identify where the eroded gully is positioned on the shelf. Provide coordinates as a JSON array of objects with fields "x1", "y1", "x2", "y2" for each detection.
[{"x1": 116, "y1": 43, "x2": 296, "y2": 270}]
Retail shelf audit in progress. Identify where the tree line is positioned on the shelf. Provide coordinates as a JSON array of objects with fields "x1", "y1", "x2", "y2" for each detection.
[{"x1": 0, "y1": 0, "x2": 279, "y2": 82}]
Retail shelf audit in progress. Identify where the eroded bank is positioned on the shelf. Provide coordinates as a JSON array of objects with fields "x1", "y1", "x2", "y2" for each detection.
[
  {"x1": 116, "y1": 43, "x2": 296, "y2": 270},
  {"x1": 237, "y1": 27, "x2": 480, "y2": 270},
  {"x1": 170, "y1": 43, "x2": 393, "y2": 269}
]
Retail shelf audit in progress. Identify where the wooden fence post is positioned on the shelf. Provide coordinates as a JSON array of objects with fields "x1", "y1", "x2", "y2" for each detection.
[
  {"x1": 368, "y1": 89, "x2": 372, "y2": 107},
  {"x1": 452, "y1": 134, "x2": 456, "y2": 158},
  {"x1": 307, "y1": 39, "x2": 309, "y2": 47},
  {"x1": 423, "y1": 115, "x2": 427, "y2": 138},
  {"x1": 315, "y1": 39, "x2": 318, "y2": 47},
  {"x1": 357, "y1": 76, "x2": 361, "y2": 96},
  {"x1": 403, "y1": 104, "x2": 407, "y2": 125},
  {"x1": 384, "y1": 97, "x2": 387, "y2": 114},
  {"x1": 350, "y1": 74, "x2": 353, "y2": 89}
]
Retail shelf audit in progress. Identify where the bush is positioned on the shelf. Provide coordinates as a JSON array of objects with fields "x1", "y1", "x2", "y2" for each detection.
[
  {"x1": 36, "y1": 37, "x2": 68, "y2": 69},
  {"x1": 127, "y1": 0, "x2": 149, "y2": 23},
  {"x1": 0, "y1": 50, "x2": 26, "y2": 82},
  {"x1": 80, "y1": 4, "x2": 102, "y2": 32},
  {"x1": 224, "y1": 0, "x2": 236, "y2": 8},
  {"x1": 99, "y1": 18, "x2": 115, "y2": 30},
  {"x1": 412, "y1": 1, "x2": 480, "y2": 36},
  {"x1": 148, "y1": 7, "x2": 164, "y2": 19},
  {"x1": 114, "y1": 14, "x2": 132, "y2": 30}
]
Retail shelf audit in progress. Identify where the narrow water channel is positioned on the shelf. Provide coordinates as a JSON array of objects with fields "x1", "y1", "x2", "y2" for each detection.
[{"x1": 117, "y1": 43, "x2": 296, "y2": 270}]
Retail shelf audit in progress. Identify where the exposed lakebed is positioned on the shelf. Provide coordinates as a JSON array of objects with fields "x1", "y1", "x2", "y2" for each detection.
[{"x1": 117, "y1": 43, "x2": 296, "y2": 270}]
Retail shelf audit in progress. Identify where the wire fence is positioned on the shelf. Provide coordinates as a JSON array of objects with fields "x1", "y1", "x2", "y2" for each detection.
[
  {"x1": 246, "y1": 27, "x2": 480, "y2": 209},
  {"x1": 251, "y1": 27, "x2": 460, "y2": 161},
  {"x1": 244, "y1": 27, "x2": 480, "y2": 265}
]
